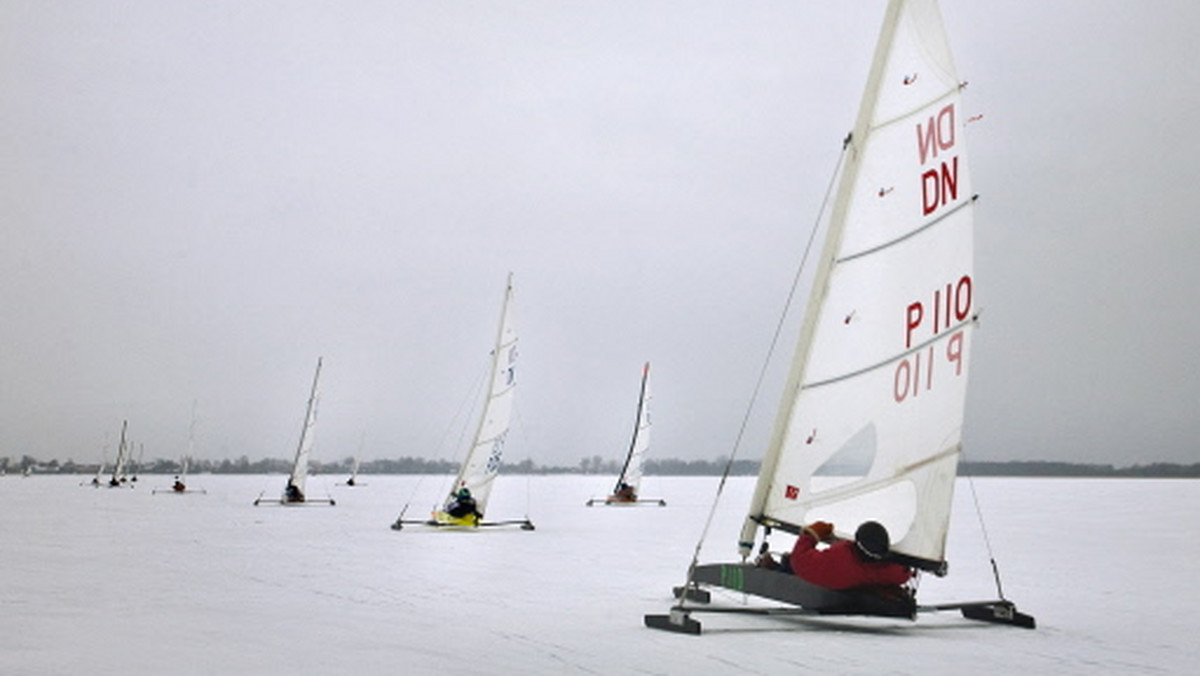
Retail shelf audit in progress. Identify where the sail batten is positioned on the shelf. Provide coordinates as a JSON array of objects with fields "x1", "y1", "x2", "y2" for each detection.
[
  {"x1": 836, "y1": 196, "x2": 974, "y2": 264},
  {"x1": 486, "y1": 383, "x2": 516, "y2": 399},
  {"x1": 867, "y1": 84, "x2": 961, "y2": 134},
  {"x1": 803, "y1": 315, "x2": 975, "y2": 391}
]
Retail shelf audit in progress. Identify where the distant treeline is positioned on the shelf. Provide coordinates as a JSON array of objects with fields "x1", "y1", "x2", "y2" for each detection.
[
  {"x1": 957, "y1": 461, "x2": 1200, "y2": 478},
  {"x1": 3, "y1": 455, "x2": 1198, "y2": 478}
]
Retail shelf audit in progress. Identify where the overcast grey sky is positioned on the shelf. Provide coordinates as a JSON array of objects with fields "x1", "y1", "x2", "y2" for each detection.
[{"x1": 2, "y1": 1, "x2": 1197, "y2": 468}]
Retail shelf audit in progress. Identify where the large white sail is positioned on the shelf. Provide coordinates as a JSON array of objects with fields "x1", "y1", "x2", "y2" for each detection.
[
  {"x1": 615, "y1": 362, "x2": 652, "y2": 496},
  {"x1": 740, "y1": 0, "x2": 972, "y2": 568},
  {"x1": 447, "y1": 274, "x2": 517, "y2": 516},
  {"x1": 288, "y1": 357, "x2": 322, "y2": 500}
]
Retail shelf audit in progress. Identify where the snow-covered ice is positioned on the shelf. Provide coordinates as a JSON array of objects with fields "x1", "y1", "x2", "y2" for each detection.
[{"x1": 2, "y1": 474, "x2": 1195, "y2": 675}]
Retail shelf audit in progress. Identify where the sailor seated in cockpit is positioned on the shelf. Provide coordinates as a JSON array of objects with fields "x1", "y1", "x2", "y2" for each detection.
[
  {"x1": 445, "y1": 487, "x2": 483, "y2": 520},
  {"x1": 757, "y1": 521, "x2": 912, "y2": 591}
]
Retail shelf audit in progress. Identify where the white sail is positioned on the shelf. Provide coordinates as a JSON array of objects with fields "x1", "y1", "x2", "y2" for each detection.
[
  {"x1": 740, "y1": 0, "x2": 972, "y2": 568},
  {"x1": 109, "y1": 420, "x2": 129, "y2": 486},
  {"x1": 447, "y1": 274, "x2": 517, "y2": 516},
  {"x1": 288, "y1": 357, "x2": 322, "y2": 500},
  {"x1": 615, "y1": 362, "x2": 652, "y2": 496}
]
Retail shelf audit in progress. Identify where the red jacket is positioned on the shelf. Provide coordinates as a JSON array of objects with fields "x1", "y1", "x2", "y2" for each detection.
[{"x1": 790, "y1": 532, "x2": 912, "y2": 590}]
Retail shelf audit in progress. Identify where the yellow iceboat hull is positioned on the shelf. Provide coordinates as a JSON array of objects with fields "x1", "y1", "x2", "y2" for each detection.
[{"x1": 431, "y1": 510, "x2": 480, "y2": 527}]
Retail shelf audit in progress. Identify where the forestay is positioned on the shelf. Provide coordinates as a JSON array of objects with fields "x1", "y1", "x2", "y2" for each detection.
[{"x1": 740, "y1": 0, "x2": 974, "y2": 570}]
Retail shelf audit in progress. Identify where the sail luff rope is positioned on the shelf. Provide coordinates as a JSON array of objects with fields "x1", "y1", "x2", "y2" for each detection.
[{"x1": 672, "y1": 144, "x2": 848, "y2": 610}]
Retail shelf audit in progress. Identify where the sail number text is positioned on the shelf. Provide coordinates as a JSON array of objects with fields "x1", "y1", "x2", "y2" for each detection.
[
  {"x1": 919, "y1": 103, "x2": 960, "y2": 216},
  {"x1": 895, "y1": 275, "x2": 971, "y2": 403},
  {"x1": 893, "y1": 103, "x2": 970, "y2": 403}
]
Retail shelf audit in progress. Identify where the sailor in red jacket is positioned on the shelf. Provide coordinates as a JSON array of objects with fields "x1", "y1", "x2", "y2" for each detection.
[{"x1": 789, "y1": 520, "x2": 912, "y2": 590}]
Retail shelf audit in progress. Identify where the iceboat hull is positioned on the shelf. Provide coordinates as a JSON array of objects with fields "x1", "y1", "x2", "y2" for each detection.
[
  {"x1": 585, "y1": 496, "x2": 666, "y2": 507},
  {"x1": 390, "y1": 510, "x2": 534, "y2": 531},
  {"x1": 679, "y1": 563, "x2": 916, "y2": 618}
]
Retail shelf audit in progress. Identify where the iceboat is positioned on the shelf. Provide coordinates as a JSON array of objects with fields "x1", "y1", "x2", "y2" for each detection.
[
  {"x1": 254, "y1": 358, "x2": 335, "y2": 506},
  {"x1": 154, "y1": 409, "x2": 206, "y2": 495},
  {"x1": 391, "y1": 274, "x2": 533, "y2": 531},
  {"x1": 153, "y1": 457, "x2": 207, "y2": 495},
  {"x1": 587, "y1": 362, "x2": 665, "y2": 507},
  {"x1": 646, "y1": 0, "x2": 1033, "y2": 634},
  {"x1": 338, "y1": 456, "x2": 365, "y2": 487},
  {"x1": 105, "y1": 420, "x2": 133, "y2": 489}
]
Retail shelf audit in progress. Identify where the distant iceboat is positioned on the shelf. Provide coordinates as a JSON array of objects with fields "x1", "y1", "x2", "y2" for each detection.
[
  {"x1": 254, "y1": 358, "x2": 335, "y2": 506},
  {"x1": 106, "y1": 420, "x2": 134, "y2": 489},
  {"x1": 153, "y1": 457, "x2": 206, "y2": 495},
  {"x1": 155, "y1": 403, "x2": 206, "y2": 494},
  {"x1": 345, "y1": 457, "x2": 360, "y2": 486},
  {"x1": 338, "y1": 455, "x2": 365, "y2": 487},
  {"x1": 587, "y1": 362, "x2": 665, "y2": 507},
  {"x1": 81, "y1": 462, "x2": 104, "y2": 487}
]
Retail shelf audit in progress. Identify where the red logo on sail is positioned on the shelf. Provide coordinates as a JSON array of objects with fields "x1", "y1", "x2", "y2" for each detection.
[{"x1": 785, "y1": 485, "x2": 800, "y2": 500}]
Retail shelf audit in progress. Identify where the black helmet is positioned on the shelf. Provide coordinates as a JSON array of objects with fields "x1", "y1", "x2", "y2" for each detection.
[{"x1": 854, "y1": 521, "x2": 890, "y2": 559}]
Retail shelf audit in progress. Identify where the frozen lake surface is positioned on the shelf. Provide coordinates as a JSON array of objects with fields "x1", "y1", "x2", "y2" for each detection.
[{"x1": 2, "y1": 474, "x2": 1196, "y2": 674}]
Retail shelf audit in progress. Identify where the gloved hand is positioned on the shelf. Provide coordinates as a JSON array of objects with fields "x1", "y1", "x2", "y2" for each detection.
[{"x1": 804, "y1": 521, "x2": 834, "y2": 541}]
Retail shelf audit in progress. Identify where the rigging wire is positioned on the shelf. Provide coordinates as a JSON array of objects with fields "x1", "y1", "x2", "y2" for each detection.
[
  {"x1": 511, "y1": 403, "x2": 536, "y2": 520},
  {"x1": 674, "y1": 143, "x2": 849, "y2": 606},
  {"x1": 396, "y1": 357, "x2": 490, "y2": 517},
  {"x1": 965, "y1": 472, "x2": 1008, "y2": 601},
  {"x1": 439, "y1": 357, "x2": 490, "y2": 499}
]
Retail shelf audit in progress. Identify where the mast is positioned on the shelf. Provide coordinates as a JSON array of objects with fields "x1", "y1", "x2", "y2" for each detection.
[
  {"x1": 614, "y1": 361, "x2": 651, "y2": 494},
  {"x1": 739, "y1": 2, "x2": 905, "y2": 557},
  {"x1": 289, "y1": 357, "x2": 322, "y2": 497}
]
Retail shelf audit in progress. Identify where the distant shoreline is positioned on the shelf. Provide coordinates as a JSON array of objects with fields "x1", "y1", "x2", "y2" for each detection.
[
  {"x1": 7, "y1": 457, "x2": 1199, "y2": 479},
  {"x1": 955, "y1": 461, "x2": 1200, "y2": 478}
]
